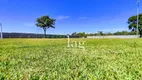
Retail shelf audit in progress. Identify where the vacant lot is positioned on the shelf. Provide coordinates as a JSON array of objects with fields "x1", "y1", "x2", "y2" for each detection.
[{"x1": 0, "y1": 38, "x2": 142, "y2": 80}]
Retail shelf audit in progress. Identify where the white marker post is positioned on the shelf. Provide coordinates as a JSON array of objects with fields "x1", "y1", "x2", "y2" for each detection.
[
  {"x1": 0, "y1": 23, "x2": 3, "y2": 39},
  {"x1": 67, "y1": 34, "x2": 70, "y2": 47}
]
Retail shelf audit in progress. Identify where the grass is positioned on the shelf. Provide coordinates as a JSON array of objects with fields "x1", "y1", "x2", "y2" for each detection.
[{"x1": 0, "y1": 38, "x2": 142, "y2": 80}]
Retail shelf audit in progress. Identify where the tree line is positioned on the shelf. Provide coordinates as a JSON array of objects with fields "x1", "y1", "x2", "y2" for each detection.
[
  {"x1": 71, "y1": 31, "x2": 136, "y2": 38},
  {"x1": 36, "y1": 13, "x2": 142, "y2": 38}
]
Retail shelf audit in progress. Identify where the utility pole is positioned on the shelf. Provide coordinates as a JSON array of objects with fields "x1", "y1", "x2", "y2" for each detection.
[
  {"x1": 137, "y1": 0, "x2": 140, "y2": 37},
  {"x1": 0, "y1": 23, "x2": 3, "y2": 39}
]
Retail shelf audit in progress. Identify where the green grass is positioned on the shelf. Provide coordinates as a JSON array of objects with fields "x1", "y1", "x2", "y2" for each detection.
[{"x1": 0, "y1": 38, "x2": 142, "y2": 80}]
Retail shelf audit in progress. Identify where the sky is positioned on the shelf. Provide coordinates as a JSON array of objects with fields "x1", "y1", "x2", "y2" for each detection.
[{"x1": 0, "y1": 0, "x2": 141, "y2": 34}]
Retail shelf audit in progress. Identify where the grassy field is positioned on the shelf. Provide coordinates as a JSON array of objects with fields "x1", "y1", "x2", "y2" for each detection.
[{"x1": 0, "y1": 38, "x2": 142, "y2": 80}]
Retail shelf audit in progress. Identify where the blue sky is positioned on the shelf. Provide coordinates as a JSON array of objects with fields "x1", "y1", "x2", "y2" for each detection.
[{"x1": 0, "y1": 0, "x2": 140, "y2": 34}]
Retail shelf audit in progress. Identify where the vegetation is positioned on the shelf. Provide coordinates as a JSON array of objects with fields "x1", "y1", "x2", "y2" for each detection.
[
  {"x1": 36, "y1": 16, "x2": 56, "y2": 38},
  {"x1": 1, "y1": 39, "x2": 142, "y2": 79},
  {"x1": 73, "y1": 31, "x2": 136, "y2": 37},
  {"x1": 72, "y1": 32, "x2": 86, "y2": 38},
  {"x1": 128, "y1": 13, "x2": 142, "y2": 37},
  {"x1": 113, "y1": 31, "x2": 136, "y2": 35}
]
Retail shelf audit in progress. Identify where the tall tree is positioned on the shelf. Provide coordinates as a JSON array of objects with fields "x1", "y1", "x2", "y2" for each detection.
[
  {"x1": 36, "y1": 16, "x2": 56, "y2": 38},
  {"x1": 98, "y1": 31, "x2": 104, "y2": 36},
  {"x1": 128, "y1": 13, "x2": 142, "y2": 37},
  {"x1": 71, "y1": 32, "x2": 77, "y2": 36}
]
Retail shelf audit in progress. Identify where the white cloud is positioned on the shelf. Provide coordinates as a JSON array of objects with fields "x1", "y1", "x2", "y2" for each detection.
[
  {"x1": 24, "y1": 23, "x2": 35, "y2": 27},
  {"x1": 112, "y1": 28, "x2": 128, "y2": 32},
  {"x1": 79, "y1": 17, "x2": 88, "y2": 19},
  {"x1": 102, "y1": 28, "x2": 128, "y2": 32},
  {"x1": 56, "y1": 16, "x2": 70, "y2": 20}
]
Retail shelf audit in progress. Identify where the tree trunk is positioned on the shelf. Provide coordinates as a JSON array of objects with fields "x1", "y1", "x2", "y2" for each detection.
[
  {"x1": 43, "y1": 28, "x2": 46, "y2": 38},
  {"x1": 140, "y1": 31, "x2": 142, "y2": 38},
  {"x1": 139, "y1": 29, "x2": 142, "y2": 38}
]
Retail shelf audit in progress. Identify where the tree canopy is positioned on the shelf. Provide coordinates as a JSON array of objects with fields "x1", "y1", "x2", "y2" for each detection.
[{"x1": 128, "y1": 13, "x2": 142, "y2": 37}]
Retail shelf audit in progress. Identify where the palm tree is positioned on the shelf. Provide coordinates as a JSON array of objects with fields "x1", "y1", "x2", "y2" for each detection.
[{"x1": 36, "y1": 16, "x2": 56, "y2": 38}]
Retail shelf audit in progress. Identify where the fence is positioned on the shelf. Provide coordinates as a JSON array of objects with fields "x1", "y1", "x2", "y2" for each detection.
[
  {"x1": 87, "y1": 35, "x2": 138, "y2": 38},
  {"x1": 2, "y1": 32, "x2": 79, "y2": 38}
]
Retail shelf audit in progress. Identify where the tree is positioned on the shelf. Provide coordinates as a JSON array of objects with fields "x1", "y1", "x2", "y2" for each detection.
[
  {"x1": 98, "y1": 31, "x2": 104, "y2": 36},
  {"x1": 36, "y1": 16, "x2": 56, "y2": 38},
  {"x1": 113, "y1": 31, "x2": 135, "y2": 35},
  {"x1": 76, "y1": 32, "x2": 86, "y2": 38},
  {"x1": 128, "y1": 13, "x2": 142, "y2": 37},
  {"x1": 71, "y1": 32, "x2": 77, "y2": 36}
]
